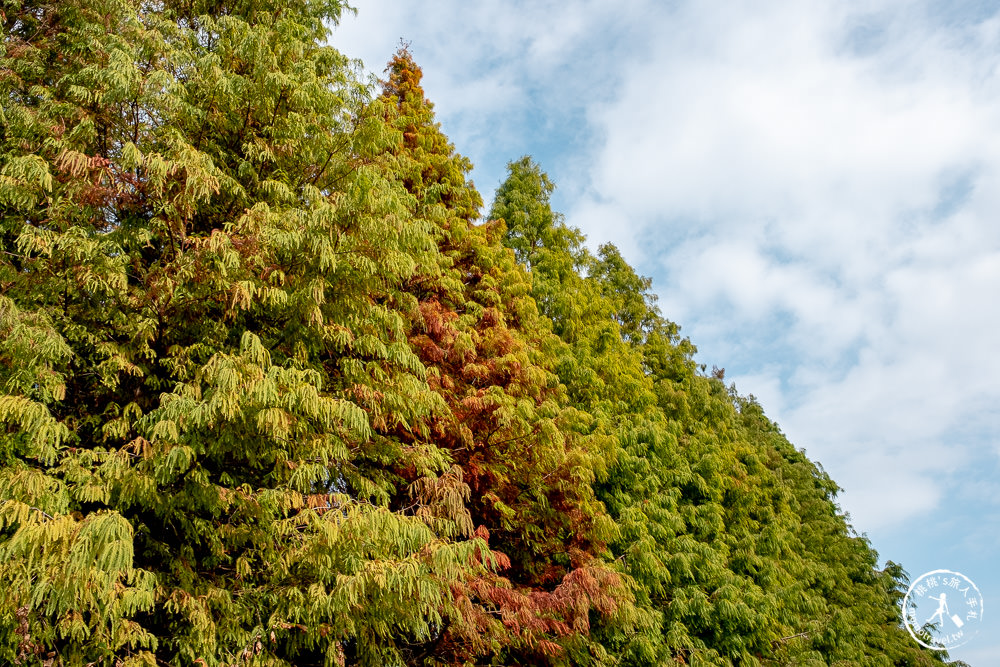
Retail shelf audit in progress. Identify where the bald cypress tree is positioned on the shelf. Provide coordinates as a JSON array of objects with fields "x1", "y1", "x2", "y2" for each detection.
[
  {"x1": 491, "y1": 157, "x2": 955, "y2": 666},
  {"x1": 374, "y1": 49, "x2": 636, "y2": 665},
  {"x1": 0, "y1": 3, "x2": 493, "y2": 665}
]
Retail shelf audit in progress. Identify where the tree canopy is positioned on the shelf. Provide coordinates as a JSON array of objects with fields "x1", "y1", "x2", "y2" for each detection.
[{"x1": 0, "y1": 1, "x2": 957, "y2": 665}]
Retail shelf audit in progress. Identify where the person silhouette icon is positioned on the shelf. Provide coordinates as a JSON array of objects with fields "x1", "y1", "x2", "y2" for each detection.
[{"x1": 925, "y1": 593, "x2": 949, "y2": 627}]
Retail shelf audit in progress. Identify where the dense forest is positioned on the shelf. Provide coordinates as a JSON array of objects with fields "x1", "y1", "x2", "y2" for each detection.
[{"x1": 0, "y1": 0, "x2": 963, "y2": 665}]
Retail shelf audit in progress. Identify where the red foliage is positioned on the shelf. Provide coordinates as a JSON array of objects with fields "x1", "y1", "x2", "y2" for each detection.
[{"x1": 371, "y1": 49, "x2": 630, "y2": 664}]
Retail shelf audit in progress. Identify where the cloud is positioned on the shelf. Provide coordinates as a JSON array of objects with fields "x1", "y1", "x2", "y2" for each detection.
[
  {"x1": 560, "y1": 0, "x2": 1000, "y2": 532},
  {"x1": 333, "y1": 0, "x2": 1000, "y2": 534},
  {"x1": 331, "y1": 1, "x2": 663, "y2": 205},
  {"x1": 332, "y1": 1, "x2": 1000, "y2": 656}
]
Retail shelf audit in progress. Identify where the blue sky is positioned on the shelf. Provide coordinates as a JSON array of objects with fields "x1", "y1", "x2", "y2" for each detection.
[{"x1": 332, "y1": 1, "x2": 1000, "y2": 661}]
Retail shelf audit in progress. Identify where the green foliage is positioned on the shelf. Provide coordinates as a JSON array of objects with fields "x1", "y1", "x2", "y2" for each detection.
[
  {"x1": 0, "y1": 0, "x2": 959, "y2": 664},
  {"x1": 1, "y1": 2, "x2": 484, "y2": 664},
  {"x1": 491, "y1": 157, "x2": 955, "y2": 667}
]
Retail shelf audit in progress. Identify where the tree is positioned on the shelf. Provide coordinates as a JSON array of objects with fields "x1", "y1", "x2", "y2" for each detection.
[
  {"x1": 375, "y1": 50, "x2": 634, "y2": 665},
  {"x1": 491, "y1": 157, "x2": 955, "y2": 667},
  {"x1": 1, "y1": 2, "x2": 491, "y2": 665}
]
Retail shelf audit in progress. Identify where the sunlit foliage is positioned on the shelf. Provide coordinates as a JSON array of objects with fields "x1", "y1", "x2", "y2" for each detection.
[{"x1": 0, "y1": 1, "x2": 955, "y2": 665}]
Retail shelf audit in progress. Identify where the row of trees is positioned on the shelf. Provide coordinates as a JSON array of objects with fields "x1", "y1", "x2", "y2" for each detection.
[{"x1": 0, "y1": 0, "x2": 956, "y2": 664}]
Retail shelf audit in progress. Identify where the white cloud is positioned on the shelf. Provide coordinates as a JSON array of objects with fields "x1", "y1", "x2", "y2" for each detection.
[
  {"x1": 557, "y1": 1, "x2": 1000, "y2": 533},
  {"x1": 331, "y1": 1, "x2": 662, "y2": 206},
  {"x1": 334, "y1": 0, "x2": 1000, "y2": 530},
  {"x1": 332, "y1": 0, "x2": 1000, "y2": 654}
]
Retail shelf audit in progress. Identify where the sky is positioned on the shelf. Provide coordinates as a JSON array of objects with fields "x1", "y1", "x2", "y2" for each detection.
[{"x1": 331, "y1": 1, "x2": 1000, "y2": 661}]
